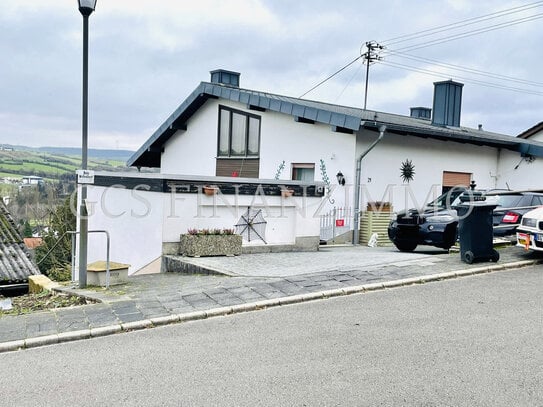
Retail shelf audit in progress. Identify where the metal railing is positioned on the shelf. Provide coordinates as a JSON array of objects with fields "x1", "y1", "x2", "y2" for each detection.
[{"x1": 320, "y1": 207, "x2": 352, "y2": 243}]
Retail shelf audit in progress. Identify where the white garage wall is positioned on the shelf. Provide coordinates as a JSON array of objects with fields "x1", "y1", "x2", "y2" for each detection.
[{"x1": 355, "y1": 130, "x2": 499, "y2": 212}]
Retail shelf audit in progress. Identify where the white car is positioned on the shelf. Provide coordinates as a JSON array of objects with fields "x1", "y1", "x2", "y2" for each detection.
[{"x1": 516, "y1": 206, "x2": 543, "y2": 251}]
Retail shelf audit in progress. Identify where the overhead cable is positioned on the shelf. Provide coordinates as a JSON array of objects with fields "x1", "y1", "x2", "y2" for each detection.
[
  {"x1": 299, "y1": 55, "x2": 362, "y2": 98},
  {"x1": 389, "y1": 13, "x2": 543, "y2": 53},
  {"x1": 380, "y1": 60, "x2": 543, "y2": 96},
  {"x1": 381, "y1": 1, "x2": 543, "y2": 46},
  {"x1": 384, "y1": 50, "x2": 543, "y2": 88}
]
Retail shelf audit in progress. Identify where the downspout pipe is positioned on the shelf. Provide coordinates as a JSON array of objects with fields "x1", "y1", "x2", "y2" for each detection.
[{"x1": 353, "y1": 124, "x2": 387, "y2": 245}]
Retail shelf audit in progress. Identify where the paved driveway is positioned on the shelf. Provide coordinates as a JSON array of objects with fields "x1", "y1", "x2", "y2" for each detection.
[{"x1": 168, "y1": 245, "x2": 448, "y2": 277}]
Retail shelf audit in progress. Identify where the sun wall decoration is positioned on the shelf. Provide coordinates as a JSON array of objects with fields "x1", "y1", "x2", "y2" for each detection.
[{"x1": 400, "y1": 159, "x2": 415, "y2": 183}]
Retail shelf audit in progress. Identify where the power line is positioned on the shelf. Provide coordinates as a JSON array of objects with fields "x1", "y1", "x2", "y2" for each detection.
[
  {"x1": 379, "y1": 60, "x2": 543, "y2": 96},
  {"x1": 334, "y1": 62, "x2": 364, "y2": 103},
  {"x1": 298, "y1": 55, "x2": 362, "y2": 98},
  {"x1": 382, "y1": 1, "x2": 543, "y2": 46},
  {"x1": 390, "y1": 13, "x2": 543, "y2": 53},
  {"x1": 385, "y1": 50, "x2": 543, "y2": 88},
  {"x1": 299, "y1": 2, "x2": 543, "y2": 99}
]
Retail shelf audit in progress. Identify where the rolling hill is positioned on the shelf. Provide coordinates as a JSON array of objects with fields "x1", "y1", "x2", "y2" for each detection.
[{"x1": 0, "y1": 146, "x2": 135, "y2": 181}]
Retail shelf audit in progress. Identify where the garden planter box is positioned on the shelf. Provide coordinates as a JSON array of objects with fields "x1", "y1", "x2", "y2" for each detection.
[{"x1": 179, "y1": 234, "x2": 242, "y2": 257}]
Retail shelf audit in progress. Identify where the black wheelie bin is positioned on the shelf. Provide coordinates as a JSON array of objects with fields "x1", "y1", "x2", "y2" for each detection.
[{"x1": 454, "y1": 190, "x2": 499, "y2": 264}]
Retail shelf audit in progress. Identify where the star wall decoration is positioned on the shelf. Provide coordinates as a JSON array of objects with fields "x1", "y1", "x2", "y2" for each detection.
[{"x1": 400, "y1": 159, "x2": 415, "y2": 183}]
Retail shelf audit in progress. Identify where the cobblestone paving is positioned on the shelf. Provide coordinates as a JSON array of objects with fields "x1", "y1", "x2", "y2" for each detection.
[{"x1": 0, "y1": 245, "x2": 541, "y2": 344}]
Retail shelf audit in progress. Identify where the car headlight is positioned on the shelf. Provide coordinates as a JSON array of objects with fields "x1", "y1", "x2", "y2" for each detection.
[{"x1": 426, "y1": 214, "x2": 456, "y2": 223}]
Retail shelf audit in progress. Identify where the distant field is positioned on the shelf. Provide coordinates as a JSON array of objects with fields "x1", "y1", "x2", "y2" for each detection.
[
  {"x1": 0, "y1": 149, "x2": 128, "y2": 181},
  {"x1": 0, "y1": 172, "x2": 21, "y2": 180}
]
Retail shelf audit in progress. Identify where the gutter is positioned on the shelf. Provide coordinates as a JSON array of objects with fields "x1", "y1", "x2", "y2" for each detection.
[{"x1": 353, "y1": 124, "x2": 387, "y2": 245}]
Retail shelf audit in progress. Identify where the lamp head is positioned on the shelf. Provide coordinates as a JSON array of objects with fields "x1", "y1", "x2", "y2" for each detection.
[
  {"x1": 336, "y1": 171, "x2": 345, "y2": 186},
  {"x1": 78, "y1": 0, "x2": 97, "y2": 16}
]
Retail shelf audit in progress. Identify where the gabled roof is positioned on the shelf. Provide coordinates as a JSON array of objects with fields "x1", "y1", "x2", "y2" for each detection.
[
  {"x1": 128, "y1": 82, "x2": 543, "y2": 168},
  {"x1": 517, "y1": 121, "x2": 543, "y2": 139},
  {"x1": 0, "y1": 203, "x2": 40, "y2": 289}
]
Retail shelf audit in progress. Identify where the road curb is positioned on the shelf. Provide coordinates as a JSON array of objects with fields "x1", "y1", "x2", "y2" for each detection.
[{"x1": 1, "y1": 258, "x2": 540, "y2": 353}]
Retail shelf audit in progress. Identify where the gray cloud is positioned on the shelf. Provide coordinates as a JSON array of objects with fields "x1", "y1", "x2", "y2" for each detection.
[{"x1": 1, "y1": 0, "x2": 541, "y2": 150}]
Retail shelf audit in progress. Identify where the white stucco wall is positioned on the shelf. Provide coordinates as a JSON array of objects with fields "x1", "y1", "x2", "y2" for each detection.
[
  {"x1": 161, "y1": 100, "x2": 219, "y2": 176},
  {"x1": 495, "y1": 128, "x2": 543, "y2": 190},
  {"x1": 257, "y1": 109, "x2": 355, "y2": 189},
  {"x1": 496, "y1": 149, "x2": 542, "y2": 190},
  {"x1": 159, "y1": 98, "x2": 355, "y2": 209},
  {"x1": 157, "y1": 96, "x2": 541, "y2": 231},
  {"x1": 162, "y1": 191, "x2": 322, "y2": 245},
  {"x1": 79, "y1": 175, "x2": 324, "y2": 275},
  {"x1": 84, "y1": 184, "x2": 164, "y2": 275},
  {"x1": 355, "y1": 130, "x2": 499, "y2": 212}
]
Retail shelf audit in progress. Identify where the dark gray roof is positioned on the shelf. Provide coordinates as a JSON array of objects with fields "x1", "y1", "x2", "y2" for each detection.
[
  {"x1": 517, "y1": 121, "x2": 543, "y2": 139},
  {"x1": 128, "y1": 82, "x2": 543, "y2": 168},
  {"x1": 0, "y1": 203, "x2": 40, "y2": 288}
]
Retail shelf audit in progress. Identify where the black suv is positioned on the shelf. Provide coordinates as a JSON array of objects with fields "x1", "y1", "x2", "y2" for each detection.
[
  {"x1": 387, "y1": 188, "x2": 465, "y2": 252},
  {"x1": 388, "y1": 188, "x2": 543, "y2": 252}
]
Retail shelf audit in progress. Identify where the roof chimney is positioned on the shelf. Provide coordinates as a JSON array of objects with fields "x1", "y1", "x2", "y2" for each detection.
[
  {"x1": 410, "y1": 107, "x2": 432, "y2": 120},
  {"x1": 432, "y1": 80, "x2": 463, "y2": 127},
  {"x1": 210, "y1": 69, "x2": 240, "y2": 87}
]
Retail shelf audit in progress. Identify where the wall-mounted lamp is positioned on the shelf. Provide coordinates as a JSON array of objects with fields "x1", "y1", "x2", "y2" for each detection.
[{"x1": 336, "y1": 171, "x2": 345, "y2": 186}]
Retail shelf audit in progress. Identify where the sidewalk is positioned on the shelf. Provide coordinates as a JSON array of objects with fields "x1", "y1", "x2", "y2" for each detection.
[{"x1": 1, "y1": 245, "x2": 541, "y2": 352}]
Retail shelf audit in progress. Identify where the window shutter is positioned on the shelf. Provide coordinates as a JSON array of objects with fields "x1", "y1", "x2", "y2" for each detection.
[{"x1": 442, "y1": 171, "x2": 471, "y2": 187}]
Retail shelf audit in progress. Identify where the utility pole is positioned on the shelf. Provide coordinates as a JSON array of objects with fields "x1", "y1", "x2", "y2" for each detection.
[{"x1": 363, "y1": 41, "x2": 384, "y2": 110}]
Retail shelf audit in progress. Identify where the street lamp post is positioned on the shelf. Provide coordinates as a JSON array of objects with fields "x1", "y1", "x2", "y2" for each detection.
[{"x1": 78, "y1": 0, "x2": 97, "y2": 288}]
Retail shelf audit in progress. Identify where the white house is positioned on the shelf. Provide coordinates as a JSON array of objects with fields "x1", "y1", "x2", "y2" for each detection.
[
  {"x1": 518, "y1": 122, "x2": 543, "y2": 142},
  {"x1": 21, "y1": 176, "x2": 44, "y2": 185},
  {"x1": 80, "y1": 69, "x2": 543, "y2": 275},
  {"x1": 501, "y1": 122, "x2": 543, "y2": 190}
]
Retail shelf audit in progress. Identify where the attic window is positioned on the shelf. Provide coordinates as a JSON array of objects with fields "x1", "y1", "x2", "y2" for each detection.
[{"x1": 218, "y1": 106, "x2": 261, "y2": 157}]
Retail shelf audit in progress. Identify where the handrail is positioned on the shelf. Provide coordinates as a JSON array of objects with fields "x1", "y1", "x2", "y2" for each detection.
[
  {"x1": 36, "y1": 230, "x2": 76, "y2": 266},
  {"x1": 36, "y1": 229, "x2": 111, "y2": 289}
]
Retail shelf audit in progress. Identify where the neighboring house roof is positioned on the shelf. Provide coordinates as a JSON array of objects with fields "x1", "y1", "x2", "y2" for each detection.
[
  {"x1": 128, "y1": 82, "x2": 543, "y2": 168},
  {"x1": 0, "y1": 203, "x2": 40, "y2": 289},
  {"x1": 24, "y1": 237, "x2": 43, "y2": 250},
  {"x1": 517, "y1": 121, "x2": 543, "y2": 139}
]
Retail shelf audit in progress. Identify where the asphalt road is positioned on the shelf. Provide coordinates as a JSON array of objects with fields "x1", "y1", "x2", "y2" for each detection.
[{"x1": 2, "y1": 266, "x2": 542, "y2": 406}]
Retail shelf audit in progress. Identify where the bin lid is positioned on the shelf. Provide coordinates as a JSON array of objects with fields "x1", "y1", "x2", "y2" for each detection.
[{"x1": 459, "y1": 190, "x2": 486, "y2": 203}]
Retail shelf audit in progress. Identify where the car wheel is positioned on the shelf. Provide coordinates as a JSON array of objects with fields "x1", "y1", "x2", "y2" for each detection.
[
  {"x1": 463, "y1": 250, "x2": 474, "y2": 264},
  {"x1": 394, "y1": 241, "x2": 417, "y2": 252}
]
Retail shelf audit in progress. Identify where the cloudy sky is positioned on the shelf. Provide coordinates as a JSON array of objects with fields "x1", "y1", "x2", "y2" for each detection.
[{"x1": 1, "y1": 0, "x2": 542, "y2": 151}]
